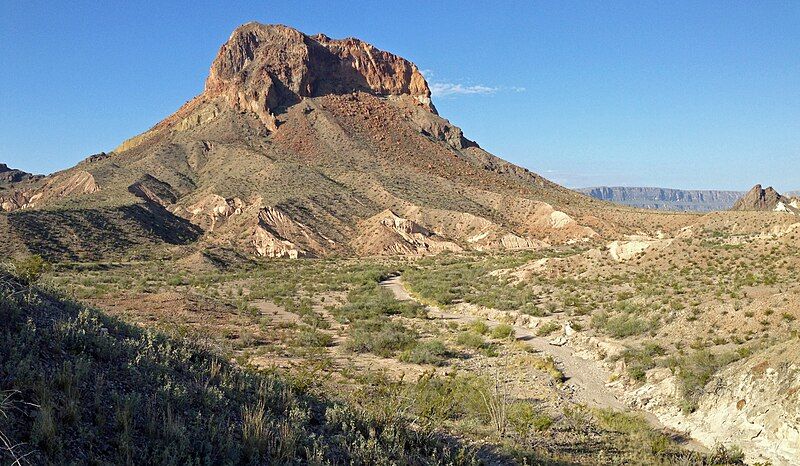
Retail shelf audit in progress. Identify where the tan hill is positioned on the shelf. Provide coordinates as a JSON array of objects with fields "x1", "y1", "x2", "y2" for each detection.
[
  {"x1": 0, "y1": 23, "x2": 692, "y2": 261},
  {"x1": 731, "y1": 184, "x2": 799, "y2": 214}
]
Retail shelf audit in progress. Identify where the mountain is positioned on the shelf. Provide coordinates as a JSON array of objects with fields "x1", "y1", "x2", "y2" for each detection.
[
  {"x1": 0, "y1": 22, "x2": 640, "y2": 261},
  {"x1": 731, "y1": 184, "x2": 799, "y2": 214},
  {"x1": 576, "y1": 186, "x2": 744, "y2": 212}
]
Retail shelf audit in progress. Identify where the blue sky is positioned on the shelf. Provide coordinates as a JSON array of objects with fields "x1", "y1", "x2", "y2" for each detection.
[{"x1": 1, "y1": 1, "x2": 798, "y2": 190}]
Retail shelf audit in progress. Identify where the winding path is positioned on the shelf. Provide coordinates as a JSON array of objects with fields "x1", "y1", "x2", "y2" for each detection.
[
  {"x1": 380, "y1": 275, "x2": 624, "y2": 410},
  {"x1": 380, "y1": 275, "x2": 706, "y2": 451}
]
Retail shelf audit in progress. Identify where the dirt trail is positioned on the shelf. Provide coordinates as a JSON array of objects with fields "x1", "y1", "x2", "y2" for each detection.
[
  {"x1": 380, "y1": 276, "x2": 624, "y2": 410},
  {"x1": 380, "y1": 275, "x2": 707, "y2": 452}
]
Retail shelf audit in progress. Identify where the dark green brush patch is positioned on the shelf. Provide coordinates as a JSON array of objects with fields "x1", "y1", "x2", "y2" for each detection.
[{"x1": 6, "y1": 203, "x2": 202, "y2": 261}]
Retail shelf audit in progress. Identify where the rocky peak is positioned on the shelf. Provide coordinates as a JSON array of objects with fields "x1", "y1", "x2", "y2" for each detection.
[
  {"x1": 203, "y1": 22, "x2": 434, "y2": 130},
  {"x1": 732, "y1": 184, "x2": 787, "y2": 211},
  {"x1": 0, "y1": 163, "x2": 41, "y2": 185}
]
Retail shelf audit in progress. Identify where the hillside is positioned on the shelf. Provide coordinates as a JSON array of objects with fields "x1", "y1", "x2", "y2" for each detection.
[
  {"x1": 0, "y1": 23, "x2": 688, "y2": 262},
  {"x1": 0, "y1": 269, "x2": 477, "y2": 464},
  {"x1": 576, "y1": 187, "x2": 744, "y2": 212}
]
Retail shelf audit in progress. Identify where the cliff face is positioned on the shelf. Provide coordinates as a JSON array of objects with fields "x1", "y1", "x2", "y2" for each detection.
[
  {"x1": 0, "y1": 164, "x2": 45, "y2": 212},
  {"x1": 576, "y1": 186, "x2": 744, "y2": 212},
  {"x1": 198, "y1": 23, "x2": 434, "y2": 132},
  {"x1": 626, "y1": 341, "x2": 800, "y2": 466}
]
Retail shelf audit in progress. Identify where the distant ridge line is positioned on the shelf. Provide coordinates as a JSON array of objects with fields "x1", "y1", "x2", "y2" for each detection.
[{"x1": 575, "y1": 186, "x2": 745, "y2": 212}]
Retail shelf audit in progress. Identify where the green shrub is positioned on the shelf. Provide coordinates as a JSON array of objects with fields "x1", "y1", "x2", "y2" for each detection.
[
  {"x1": 531, "y1": 355, "x2": 565, "y2": 383},
  {"x1": 344, "y1": 317, "x2": 417, "y2": 357},
  {"x1": 399, "y1": 339, "x2": 450, "y2": 366},
  {"x1": 295, "y1": 326, "x2": 333, "y2": 347},
  {"x1": 536, "y1": 321, "x2": 560, "y2": 337},
  {"x1": 592, "y1": 311, "x2": 652, "y2": 338},
  {"x1": 405, "y1": 373, "x2": 495, "y2": 426},
  {"x1": 11, "y1": 254, "x2": 51, "y2": 284},
  {"x1": 468, "y1": 320, "x2": 489, "y2": 335},
  {"x1": 490, "y1": 323, "x2": 515, "y2": 340},
  {"x1": 618, "y1": 343, "x2": 666, "y2": 382},
  {"x1": 456, "y1": 331, "x2": 486, "y2": 350},
  {"x1": 507, "y1": 402, "x2": 553, "y2": 437}
]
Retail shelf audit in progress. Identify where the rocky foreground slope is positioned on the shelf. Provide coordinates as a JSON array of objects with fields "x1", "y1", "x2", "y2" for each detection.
[
  {"x1": 0, "y1": 23, "x2": 690, "y2": 261},
  {"x1": 0, "y1": 270, "x2": 475, "y2": 464}
]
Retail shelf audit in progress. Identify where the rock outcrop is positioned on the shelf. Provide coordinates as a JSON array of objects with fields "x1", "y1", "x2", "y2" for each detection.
[
  {"x1": 352, "y1": 210, "x2": 462, "y2": 255},
  {"x1": 251, "y1": 206, "x2": 333, "y2": 258},
  {"x1": 0, "y1": 164, "x2": 42, "y2": 185},
  {"x1": 731, "y1": 184, "x2": 794, "y2": 212},
  {"x1": 0, "y1": 164, "x2": 44, "y2": 212},
  {"x1": 624, "y1": 341, "x2": 800, "y2": 466},
  {"x1": 0, "y1": 170, "x2": 98, "y2": 212},
  {"x1": 117, "y1": 23, "x2": 434, "y2": 149}
]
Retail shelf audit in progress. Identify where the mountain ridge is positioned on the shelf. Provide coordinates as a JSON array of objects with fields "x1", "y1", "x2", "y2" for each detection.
[{"x1": 576, "y1": 186, "x2": 745, "y2": 212}]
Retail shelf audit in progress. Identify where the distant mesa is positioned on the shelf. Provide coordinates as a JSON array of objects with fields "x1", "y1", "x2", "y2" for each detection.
[{"x1": 576, "y1": 186, "x2": 745, "y2": 212}]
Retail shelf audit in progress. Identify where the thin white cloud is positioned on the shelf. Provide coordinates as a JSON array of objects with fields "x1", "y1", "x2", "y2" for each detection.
[
  {"x1": 422, "y1": 69, "x2": 525, "y2": 98},
  {"x1": 429, "y1": 82, "x2": 499, "y2": 97}
]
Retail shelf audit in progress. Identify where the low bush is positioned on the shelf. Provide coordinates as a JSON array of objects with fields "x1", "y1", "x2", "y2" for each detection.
[
  {"x1": 592, "y1": 311, "x2": 652, "y2": 338},
  {"x1": 294, "y1": 326, "x2": 333, "y2": 348},
  {"x1": 507, "y1": 402, "x2": 553, "y2": 437},
  {"x1": 344, "y1": 317, "x2": 417, "y2": 357},
  {"x1": 399, "y1": 339, "x2": 450, "y2": 366},
  {"x1": 490, "y1": 323, "x2": 515, "y2": 340},
  {"x1": 468, "y1": 320, "x2": 489, "y2": 335},
  {"x1": 456, "y1": 331, "x2": 486, "y2": 350},
  {"x1": 536, "y1": 321, "x2": 560, "y2": 337},
  {"x1": 618, "y1": 343, "x2": 666, "y2": 382}
]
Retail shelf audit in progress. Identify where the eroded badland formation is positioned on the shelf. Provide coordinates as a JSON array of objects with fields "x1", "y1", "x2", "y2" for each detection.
[{"x1": 1, "y1": 23, "x2": 798, "y2": 465}]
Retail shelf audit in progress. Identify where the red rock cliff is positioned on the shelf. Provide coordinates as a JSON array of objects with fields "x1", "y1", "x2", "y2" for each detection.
[{"x1": 204, "y1": 23, "x2": 435, "y2": 130}]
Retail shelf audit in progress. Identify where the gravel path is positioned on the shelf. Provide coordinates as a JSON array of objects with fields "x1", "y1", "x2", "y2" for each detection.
[
  {"x1": 380, "y1": 275, "x2": 707, "y2": 452},
  {"x1": 380, "y1": 275, "x2": 624, "y2": 410}
]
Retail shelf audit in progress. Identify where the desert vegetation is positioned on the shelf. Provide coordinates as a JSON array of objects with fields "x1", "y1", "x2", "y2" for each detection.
[{"x1": 1, "y1": 246, "x2": 760, "y2": 464}]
